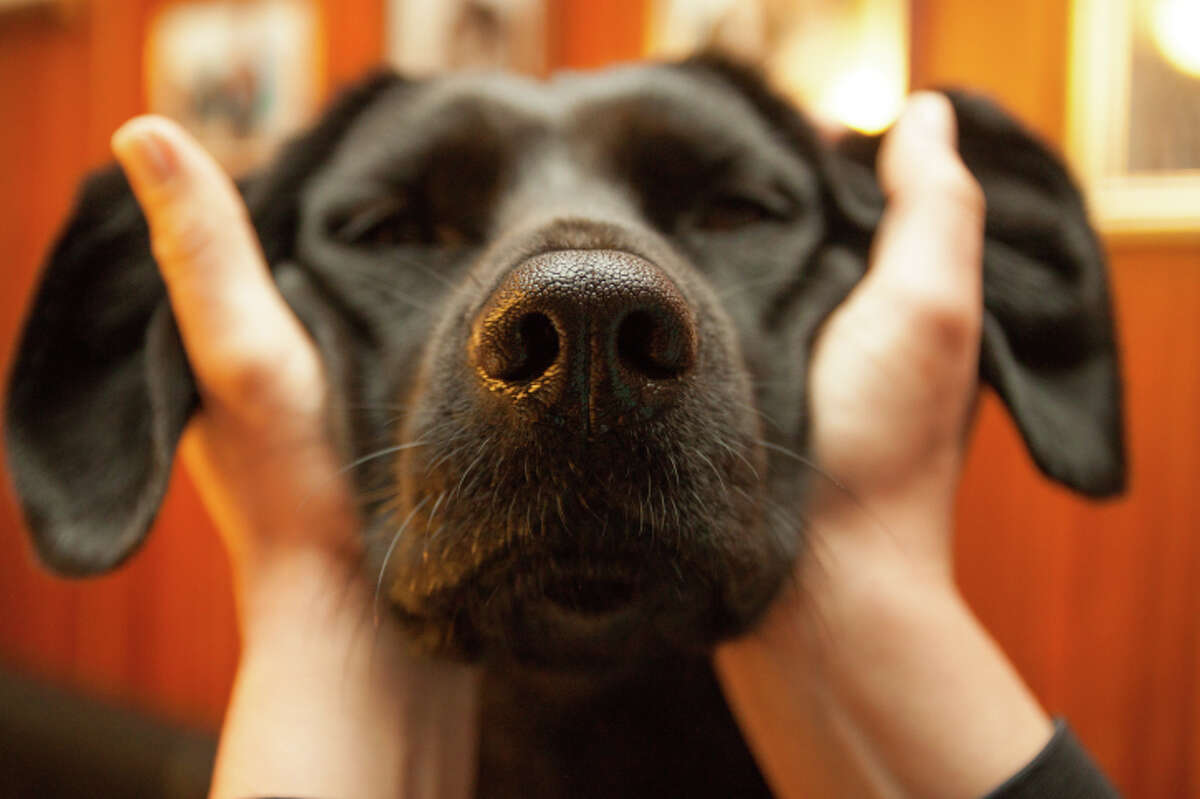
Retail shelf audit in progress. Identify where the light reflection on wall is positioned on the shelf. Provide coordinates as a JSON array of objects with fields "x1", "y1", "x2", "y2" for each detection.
[
  {"x1": 1150, "y1": 0, "x2": 1200, "y2": 77},
  {"x1": 647, "y1": 0, "x2": 909, "y2": 135}
]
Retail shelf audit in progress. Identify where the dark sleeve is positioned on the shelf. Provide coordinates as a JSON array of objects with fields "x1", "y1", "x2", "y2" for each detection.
[{"x1": 982, "y1": 720, "x2": 1122, "y2": 799}]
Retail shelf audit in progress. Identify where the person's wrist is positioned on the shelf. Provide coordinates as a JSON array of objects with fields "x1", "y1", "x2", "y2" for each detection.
[
  {"x1": 231, "y1": 541, "x2": 370, "y2": 644},
  {"x1": 803, "y1": 472, "x2": 960, "y2": 588}
]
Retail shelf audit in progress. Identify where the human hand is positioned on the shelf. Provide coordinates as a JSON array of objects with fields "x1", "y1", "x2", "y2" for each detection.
[
  {"x1": 714, "y1": 94, "x2": 1053, "y2": 799},
  {"x1": 805, "y1": 91, "x2": 984, "y2": 581},
  {"x1": 112, "y1": 116, "x2": 358, "y2": 595},
  {"x1": 112, "y1": 116, "x2": 478, "y2": 799}
]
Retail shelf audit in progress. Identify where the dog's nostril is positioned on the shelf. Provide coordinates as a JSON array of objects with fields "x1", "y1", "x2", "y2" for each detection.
[
  {"x1": 471, "y1": 249, "x2": 698, "y2": 429},
  {"x1": 616, "y1": 309, "x2": 691, "y2": 380},
  {"x1": 482, "y1": 312, "x2": 560, "y2": 382}
]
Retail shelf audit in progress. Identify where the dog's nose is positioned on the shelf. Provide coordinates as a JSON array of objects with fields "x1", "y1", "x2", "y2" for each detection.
[{"x1": 470, "y1": 249, "x2": 697, "y2": 432}]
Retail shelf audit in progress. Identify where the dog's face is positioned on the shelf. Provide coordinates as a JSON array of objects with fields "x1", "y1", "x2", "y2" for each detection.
[
  {"x1": 302, "y1": 65, "x2": 832, "y2": 666},
  {"x1": 5, "y1": 59, "x2": 1125, "y2": 672}
]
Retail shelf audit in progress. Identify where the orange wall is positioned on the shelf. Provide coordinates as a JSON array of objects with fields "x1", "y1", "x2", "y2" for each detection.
[
  {"x1": 914, "y1": 1, "x2": 1200, "y2": 796},
  {"x1": 0, "y1": 0, "x2": 385, "y2": 730},
  {"x1": 2, "y1": 3, "x2": 1198, "y2": 798}
]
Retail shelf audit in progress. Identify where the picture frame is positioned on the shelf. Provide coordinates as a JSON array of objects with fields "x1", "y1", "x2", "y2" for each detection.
[
  {"x1": 0, "y1": 0, "x2": 79, "y2": 18},
  {"x1": 387, "y1": 0, "x2": 547, "y2": 76},
  {"x1": 144, "y1": 0, "x2": 321, "y2": 176},
  {"x1": 1068, "y1": 0, "x2": 1200, "y2": 235}
]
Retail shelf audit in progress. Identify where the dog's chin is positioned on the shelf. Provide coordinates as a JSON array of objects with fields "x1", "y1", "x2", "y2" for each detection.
[
  {"x1": 387, "y1": 537, "x2": 771, "y2": 672},
  {"x1": 379, "y1": 389, "x2": 778, "y2": 670},
  {"x1": 475, "y1": 589, "x2": 684, "y2": 672},
  {"x1": 393, "y1": 539, "x2": 796, "y2": 675}
]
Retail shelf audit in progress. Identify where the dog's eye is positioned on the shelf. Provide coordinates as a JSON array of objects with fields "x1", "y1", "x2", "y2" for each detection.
[
  {"x1": 694, "y1": 192, "x2": 787, "y2": 232},
  {"x1": 333, "y1": 197, "x2": 419, "y2": 246},
  {"x1": 332, "y1": 196, "x2": 469, "y2": 249}
]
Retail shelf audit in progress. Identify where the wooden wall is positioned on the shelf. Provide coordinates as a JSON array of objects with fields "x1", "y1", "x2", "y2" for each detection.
[
  {"x1": 2, "y1": 2, "x2": 1198, "y2": 797},
  {"x1": 0, "y1": 0, "x2": 387, "y2": 731},
  {"x1": 914, "y1": 2, "x2": 1200, "y2": 796}
]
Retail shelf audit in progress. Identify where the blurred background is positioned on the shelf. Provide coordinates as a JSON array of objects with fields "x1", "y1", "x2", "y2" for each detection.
[{"x1": 0, "y1": 0, "x2": 1198, "y2": 796}]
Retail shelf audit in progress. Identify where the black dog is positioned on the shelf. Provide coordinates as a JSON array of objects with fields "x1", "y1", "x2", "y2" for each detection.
[{"x1": 5, "y1": 58, "x2": 1124, "y2": 797}]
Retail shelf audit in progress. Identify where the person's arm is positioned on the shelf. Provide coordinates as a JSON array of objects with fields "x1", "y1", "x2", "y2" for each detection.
[
  {"x1": 112, "y1": 116, "x2": 479, "y2": 799},
  {"x1": 715, "y1": 93, "x2": 1076, "y2": 799}
]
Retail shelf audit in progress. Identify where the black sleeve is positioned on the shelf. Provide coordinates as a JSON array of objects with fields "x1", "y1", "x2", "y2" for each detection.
[{"x1": 982, "y1": 720, "x2": 1122, "y2": 799}]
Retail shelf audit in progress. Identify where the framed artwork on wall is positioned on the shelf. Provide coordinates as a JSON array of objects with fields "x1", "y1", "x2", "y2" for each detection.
[
  {"x1": 387, "y1": 0, "x2": 547, "y2": 76},
  {"x1": 0, "y1": 0, "x2": 79, "y2": 18},
  {"x1": 1069, "y1": 0, "x2": 1200, "y2": 235},
  {"x1": 145, "y1": 0, "x2": 321, "y2": 176}
]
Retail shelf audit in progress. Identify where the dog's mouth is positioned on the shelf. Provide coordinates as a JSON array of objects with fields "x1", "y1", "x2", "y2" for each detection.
[
  {"x1": 373, "y1": 406, "x2": 784, "y2": 668},
  {"x1": 542, "y1": 566, "x2": 643, "y2": 614},
  {"x1": 485, "y1": 550, "x2": 699, "y2": 668},
  {"x1": 382, "y1": 504, "x2": 729, "y2": 665},
  {"x1": 440, "y1": 547, "x2": 663, "y2": 620}
]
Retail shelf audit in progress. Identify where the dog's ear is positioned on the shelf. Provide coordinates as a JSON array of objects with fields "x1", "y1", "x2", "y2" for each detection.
[
  {"x1": 4, "y1": 70, "x2": 404, "y2": 576},
  {"x1": 829, "y1": 92, "x2": 1125, "y2": 497},
  {"x1": 682, "y1": 56, "x2": 1125, "y2": 497}
]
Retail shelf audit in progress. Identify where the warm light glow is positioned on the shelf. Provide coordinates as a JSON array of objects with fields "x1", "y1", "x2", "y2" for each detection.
[
  {"x1": 765, "y1": 0, "x2": 908, "y2": 136},
  {"x1": 815, "y1": 64, "x2": 906, "y2": 135},
  {"x1": 1151, "y1": 0, "x2": 1200, "y2": 77}
]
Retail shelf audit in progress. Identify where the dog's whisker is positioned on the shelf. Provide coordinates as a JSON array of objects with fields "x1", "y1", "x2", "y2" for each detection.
[
  {"x1": 688, "y1": 445, "x2": 727, "y2": 493},
  {"x1": 759, "y1": 495, "x2": 854, "y2": 643},
  {"x1": 393, "y1": 254, "x2": 461, "y2": 293},
  {"x1": 450, "y1": 434, "x2": 494, "y2": 503},
  {"x1": 341, "y1": 402, "x2": 412, "y2": 417},
  {"x1": 426, "y1": 490, "x2": 449, "y2": 533},
  {"x1": 339, "y1": 269, "x2": 437, "y2": 312},
  {"x1": 714, "y1": 435, "x2": 760, "y2": 480},
  {"x1": 356, "y1": 485, "x2": 404, "y2": 504},
  {"x1": 554, "y1": 491, "x2": 570, "y2": 537},
  {"x1": 753, "y1": 438, "x2": 888, "y2": 532},
  {"x1": 373, "y1": 494, "x2": 432, "y2": 628},
  {"x1": 464, "y1": 447, "x2": 501, "y2": 501},
  {"x1": 424, "y1": 431, "x2": 481, "y2": 475},
  {"x1": 658, "y1": 481, "x2": 670, "y2": 534},
  {"x1": 732, "y1": 398, "x2": 785, "y2": 434},
  {"x1": 339, "y1": 439, "x2": 431, "y2": 476},
  {"x1": 755, "y1": 439, "x2": 837, "y2": 484},
  {"x1": 348, "y1": 255, "x2": 458, "y2": 295}
]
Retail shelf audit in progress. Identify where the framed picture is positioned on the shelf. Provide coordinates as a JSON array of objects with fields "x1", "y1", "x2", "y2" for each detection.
[
  {"x1": 387, "y1": 0, "x2": 547, "y2": 76},
  {"x1": 1068, "y1": 0, "x2": 1200, "y2": 235},
  {"x1": 145, "y1": 0, "x2": 320, "y2": 176},
  {"x1": 0, "y1": 0, "x2": 79, "y2": 17}
]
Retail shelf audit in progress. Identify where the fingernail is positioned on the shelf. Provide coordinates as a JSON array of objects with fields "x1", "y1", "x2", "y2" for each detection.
[
  {"x1": 905, "y1": 92, "x2": 955, "y2": 147},
  {"x1": 112, "y1": 120, "x2": 175, "y2": 185}
]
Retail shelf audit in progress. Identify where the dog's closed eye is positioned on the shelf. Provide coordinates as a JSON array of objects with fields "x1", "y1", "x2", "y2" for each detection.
[
  {"x1": 332, "y1": 195, "x2": 421, "y2": 246},
  {"x1": 693, "y1": 188, "x2": 794, "y2": 231}
]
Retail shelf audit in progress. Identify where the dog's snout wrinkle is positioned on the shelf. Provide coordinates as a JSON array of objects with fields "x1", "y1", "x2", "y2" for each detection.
[{"x1": 469, "y1": 249, "x2": 697, "y2": 434}]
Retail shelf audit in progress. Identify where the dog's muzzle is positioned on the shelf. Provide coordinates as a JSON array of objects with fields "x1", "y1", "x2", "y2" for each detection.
[{"x1": 387, "y1": 238, "x2": 772, "y2": 668}]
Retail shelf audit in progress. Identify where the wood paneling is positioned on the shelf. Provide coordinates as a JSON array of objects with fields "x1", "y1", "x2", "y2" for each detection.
[
  {"x1": 955, "y1": 248, "x2": 1200, "y2": 798},
  {"x1": 0, "y1": 0, "x2": 384, "y2": 730},
  {"x1": 915, "y1": 2, "x2": 1200, "y2": 796}
]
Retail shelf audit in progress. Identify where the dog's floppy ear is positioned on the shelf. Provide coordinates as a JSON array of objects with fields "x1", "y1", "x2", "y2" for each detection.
[
  {"x1": 4, "y1": 70, "x2": 403, "y2": 576},
  {"x1": 4, "y1": 166, "x2": 193, "y2": 576},
  {"x1": 830, "y1": 91, "x2": 1125, "y2": 497},
  {"x1": 683, "y1": 56, "x2": 1125, "y2": 497}
]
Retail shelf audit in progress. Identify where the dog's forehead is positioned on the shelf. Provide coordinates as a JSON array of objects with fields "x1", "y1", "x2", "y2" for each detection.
[{"x1": 327, "y1": 64, "x2": 792, "y2": 174}]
